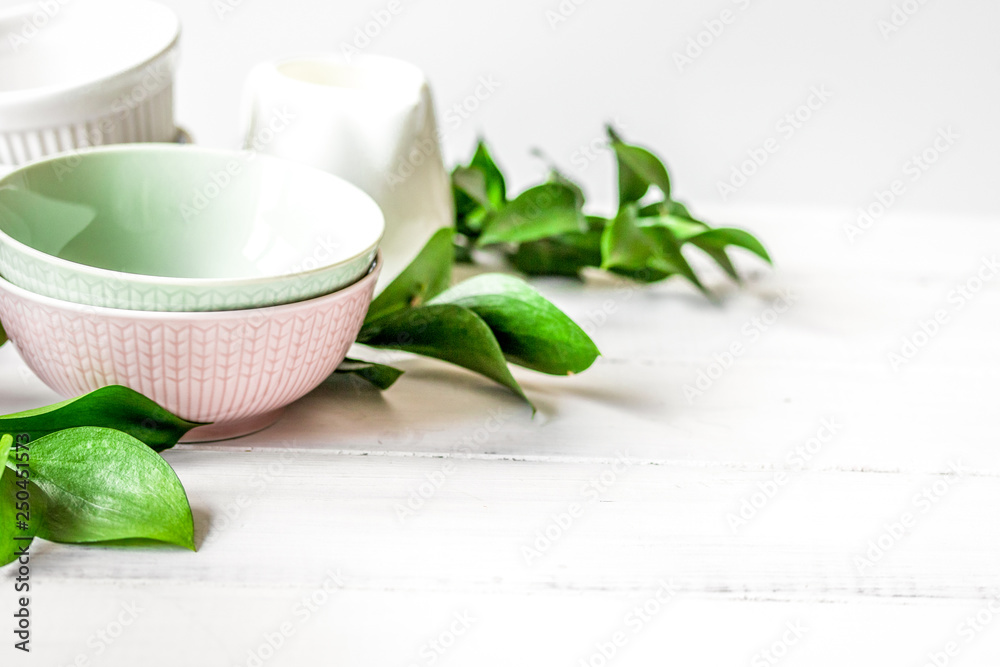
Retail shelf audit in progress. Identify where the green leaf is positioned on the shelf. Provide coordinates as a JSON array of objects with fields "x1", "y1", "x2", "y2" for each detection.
[
  {"x1": 0, "y1": 320, "x2": 7, "y2": 347},
  {"x1": 602, "y1": 264, "x2": 675, "y2": 284},
  {"x1": 639, "y1": 214, "x2": 730, "y2": 279},
  {"x1": 509, "y1": 229, "x2": 603, "y2": 278},
  {"x1": 0, "y1": 434, "x2": 10, "y2": 469},
  {"x1": 430, "y1": 274, "x2": 600, "y2": 375},
  {"x1": 638, "y1": 199, "x2": 695, "y2": 220},
  {"x1": 14, "y1": 428, "x2": 195, "y2": 549},
  {"x1": 693, "y1": 243, "x2": 741, "y2": 282},
  {"x1": 358, "y1": 304, "x2": 529, "y2": 405},
  {"x1": 453, "y1": 167, "x2": 491, "y2": 210},
  {"x1": 478, "y1": 183, "x2": 587, "y2": 247},
  {"x1": 452, "y1": 167, "x2": 493, "y2": 239},
  {"x1": 637, "y1": 215, "x2": 708, "y2": 241},
  {"x1": 333, "y1": 358, "x2": 404, "y2": 390},
  {"x1": 586, "y1": 216, "x2": 611, "y2": 232},
  {"x1": 366, "y1": 228, "x2": 455, "y2": 324},
  {"x1": 640, "y1": 225, "x2": 710, "y2": 295},
  {"x1": 1, "y1": 434, "x2": 45, "y2": 567},
  {"x1": 608, "y1": 126, "x2": 672, "y2": 205},
  {"x1": 1, "y1": 476, "x2": 42, "y2": 567},
  {"x1": 601, "y1": 206, "x2": 708, "y2": 293},
  {"x1": 452, "y1": 141, "x2": 507, "y2": 243},
  {"x1": 635, "y1": 217, "x2": 770, "y2": 282},
  {"x1": 469, "y1": 140, "x2": 507, "y2": 209},
  {"x1": 689, "y1": 228, "x2": 772, "y2": 264},
  {"x1": 601, "y1": 205, "x2": 662, "y2": 272},
  {"x1": 0, "y1": 386, "x2": 202, "y2": 453}
]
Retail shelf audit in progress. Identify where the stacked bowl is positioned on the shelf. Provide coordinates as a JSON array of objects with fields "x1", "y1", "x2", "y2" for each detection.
[{"x1": 0, "y1": 145, "x2": 385, "y2": 441}]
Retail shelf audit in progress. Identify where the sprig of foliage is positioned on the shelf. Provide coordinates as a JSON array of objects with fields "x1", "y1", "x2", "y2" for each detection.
[
  {"x1": 340, "y1": 228, "x2": 601, "y2": 406},
  {"x1": 452, "y1": 126, "x2": 772, "y2": 289},
  {"x1": 1, "y1": 388, "x2": 199, "y2": 566}
]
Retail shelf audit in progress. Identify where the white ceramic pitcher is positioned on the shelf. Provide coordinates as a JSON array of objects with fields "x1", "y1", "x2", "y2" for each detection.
[{"x1": 241, "y1": 54, "x2": 453, "y2": 288}]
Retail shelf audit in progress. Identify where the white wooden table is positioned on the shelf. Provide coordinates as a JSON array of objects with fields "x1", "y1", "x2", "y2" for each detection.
[{"x1": 4, "y1": 208, "x2": 999, "y2": 666}]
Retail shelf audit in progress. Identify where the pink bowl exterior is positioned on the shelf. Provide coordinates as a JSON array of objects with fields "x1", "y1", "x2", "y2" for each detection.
[{"x1": 0, "y1": 255, "x2": 381, "y2": 429}]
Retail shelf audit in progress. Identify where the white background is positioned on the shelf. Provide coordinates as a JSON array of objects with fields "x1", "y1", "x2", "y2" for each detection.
[{"x1": 150, "y1": 0, "x2": 999, "y2": 220}]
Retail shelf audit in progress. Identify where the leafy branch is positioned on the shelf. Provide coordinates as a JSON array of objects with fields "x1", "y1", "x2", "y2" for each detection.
[
  {"x1": 338, "y1": 228, "x2": 601, "y2": 407},
  {"x1": 1, "y1": 387, "x2": 200, "y2": 566},
  {"x1": 452, "y1": 126, "x2": 772, "y2": 290}
]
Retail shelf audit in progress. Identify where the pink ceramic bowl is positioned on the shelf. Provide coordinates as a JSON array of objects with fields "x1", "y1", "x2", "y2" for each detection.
[{"x1": 0, "y1": 254, "x2": 381, "y2": 442}]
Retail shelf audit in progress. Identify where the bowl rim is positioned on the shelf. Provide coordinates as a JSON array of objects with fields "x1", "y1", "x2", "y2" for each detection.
[
  {"x1": 0, "y1": 251, "x2": 382, "y2": 320},
  {"x1": 0, "y1": 0, "x2": 181, "y2": 106},
  {"x1": 0, "y1": 143, "x2": 386, "y2": 290}
]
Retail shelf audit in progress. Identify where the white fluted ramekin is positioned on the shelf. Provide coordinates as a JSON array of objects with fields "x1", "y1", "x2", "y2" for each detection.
[{"x1": 0, "y1": 0, "x2": 180, "y2": 167}]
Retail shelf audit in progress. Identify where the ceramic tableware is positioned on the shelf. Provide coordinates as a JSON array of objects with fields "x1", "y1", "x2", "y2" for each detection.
[
  {"x1": 0, "y1": 253, "x2": 382, "y2": 442},
  {"x1": 0, "y1": 144, "x2": 384, "y2": 311},
  {"x1": 0, "y1": 0, "x2": 180, "y2": 167},
  {"x1": 241, "y1": 54, "x2": 452, "y2": 287}
]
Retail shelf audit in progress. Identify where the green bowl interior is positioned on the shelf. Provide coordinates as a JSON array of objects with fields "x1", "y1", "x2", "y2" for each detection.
[{"x1": 0, "y1": 147, "x2": 382, "y2": 281}]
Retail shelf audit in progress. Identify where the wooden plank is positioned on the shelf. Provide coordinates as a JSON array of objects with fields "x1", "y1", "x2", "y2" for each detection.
[
  {"x1": 23, "y1": 584, "x2": 1000, "y2": 666},
  {"x1": 7, "y1": 452, "x2": 997, "y2": 598}
]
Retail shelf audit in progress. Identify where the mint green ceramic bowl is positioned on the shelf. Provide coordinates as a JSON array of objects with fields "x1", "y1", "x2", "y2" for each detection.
[{"x1": 0, "y1": 144, "x2": 384, "y2": 311}]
